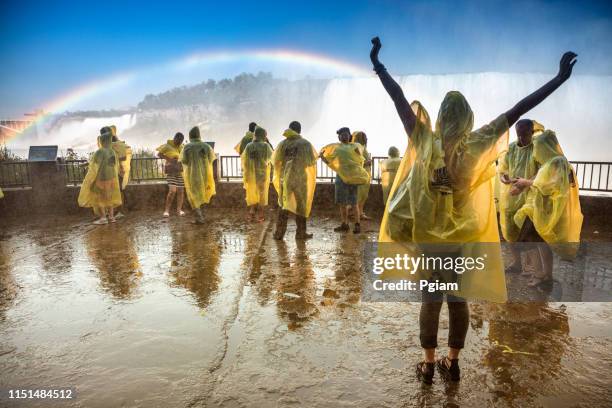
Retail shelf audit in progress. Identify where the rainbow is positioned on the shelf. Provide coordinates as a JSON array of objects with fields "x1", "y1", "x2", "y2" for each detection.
[{"x1": 7, "y1": 49, "x2": 371, "y2": 142}]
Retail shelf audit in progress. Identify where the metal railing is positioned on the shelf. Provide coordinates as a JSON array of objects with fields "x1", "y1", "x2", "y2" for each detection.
[
  {"x1": 0, "y1": 161, "x2": 30, "y2": 187},
  {"x1": 65, "y1": 160, "x2": 88, "y2": 185},
  {"x1": 571, "y1": 161, "x2": 611, "y2": 192},
  {"x1": 64, "y1": 157, "x2": 166, "y2": 185},
  {"x1": 129, "y1": 157, "x2": 165, "y2": 182},
  {"x1": 218, "y1": 156, "x2": 243, "y2": 182},
  {"x1": 3, "y1": 156, "x2": 612, "y2": 193},
  {"x1": 219, "y1": 155, "x2": 386, "y2": 184}
]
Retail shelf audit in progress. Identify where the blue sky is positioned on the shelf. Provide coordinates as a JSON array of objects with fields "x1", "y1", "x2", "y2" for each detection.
[{"x1": 1, "y1": 0, "x2": 611, "y2": 117}]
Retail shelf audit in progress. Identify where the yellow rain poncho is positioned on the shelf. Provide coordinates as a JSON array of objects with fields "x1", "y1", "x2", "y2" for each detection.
[
  {"x1": 272, "y1": 128, "x2": 318, "y2": 217},
  {"x1": 514, "y1": 131, "x2": 583, "y2": 259},
  {"x1": 242, "y1": 127, "x2": 273, "y2": 206},
  {"x1": 381, "y1": 147, "x2": 402, "y2": 203},
  {"x1": 156, "y1": 139, "x2": 183, "y2": 159},
  {"x1": 112, "y1": 140, "x2": 132, "y2": 189},
  {"x1": 351, "y1": 131, "x2": 372, "y2": 205},
  {"x1": 498, "y1": 143, "x2": 538, "y2": 242},
  {"x1": 180, "y1": 127, "x2": 216, "y2": 208},
  {"x1": 234, "y1": 131, "x2": 254, "y2": 155},
  {"x1": 78, "y1": 131, "x2": 122, "y2": 214},
  {"x1": 498, "y1": 121, "x2": 544, "y2": 241},
  {"x1": 0, "y1": 187, "x2": 3, "y2": 199},
  {"x1": 379, "y1": 92, "x2": 509, "y2": 302},
  {"x1": 320, "y1": 142, "x2": 370, "y2": 185}
]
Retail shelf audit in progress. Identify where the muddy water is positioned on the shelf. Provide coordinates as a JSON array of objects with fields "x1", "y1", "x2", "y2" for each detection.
[{"x1": 0, "y1": 210, "x2": 610, "y2": 407}]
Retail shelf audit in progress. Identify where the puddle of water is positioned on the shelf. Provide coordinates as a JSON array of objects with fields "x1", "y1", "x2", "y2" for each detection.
[{"x1": 0, "y1": 210, "x2": 611, "y2": 407}]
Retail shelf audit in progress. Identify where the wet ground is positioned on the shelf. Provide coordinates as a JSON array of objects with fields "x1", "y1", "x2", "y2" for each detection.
[{"x1": 0, "y1": 210, "x2": 611, "y2": 407}]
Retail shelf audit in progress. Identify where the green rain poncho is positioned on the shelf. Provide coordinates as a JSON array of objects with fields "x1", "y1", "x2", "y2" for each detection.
[
  {"x1": 320, "y1": 142, "x2": 370, "y2": 185},
  {"x1": 379, "y1": 93, "x2": 509, "y2": 302},
  {"x1": 234, "y1": 131, "x2": 254, "y2": 155},
  {"x1": 514, "y1": 130, "x2": 583, "y2": 259},
  {"x1": 272, "y1": 128, "x2": 318, "y2": 217},
  {"x1": 351, "y1": 131, "x2": 372, "y2": 204},
  {"x1": 498, "y1": 129, "x2": 542, "y2": 242},
  {"x1": 242, "y1": 127, "x2": 273, "y2": 206},
  {"x1": 381, "y1": 147, "x2": 402, "y2": 204},
  {"x1": 78, "y1": 131, "x2": 122, "y2": 214},
  {"x1": 180, "y1": 127, "x2": 216, "y2": 208}
]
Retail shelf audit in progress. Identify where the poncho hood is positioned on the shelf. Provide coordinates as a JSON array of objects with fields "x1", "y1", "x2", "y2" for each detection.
[
  {"x1": 99, "y1": 131, "x2": 113, "y2": 148},
  {"x1": 388, "y1": 146, "x2": 400, "y2": 158},
  {"x1": 254, "y1": 126, "x2": 267, "y2": 142},
  {"x1": 282, "y1": 129, "x2": 301, "y2": 139},
  {"x1": 533, "y1": 130, "x2": 564, "y2": 164},
  {"x1": 435, "y1": 91, "x2": 474, "y2": 152},
  {"x1": 351, "y1": 131, "x2": 367, "y2": 146},
  {"x1": 189, "y1": 126, "x2": 201, "y2": 141}
]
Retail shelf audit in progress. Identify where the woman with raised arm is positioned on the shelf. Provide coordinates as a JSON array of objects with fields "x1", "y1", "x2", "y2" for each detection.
[{"x1": 370, "y1": 36, "x2": 577, "y2": 385}]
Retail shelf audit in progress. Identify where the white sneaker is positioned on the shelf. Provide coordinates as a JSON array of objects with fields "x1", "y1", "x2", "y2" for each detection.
[
  {"x1": 163, "y1": 211, "x2": 170, "y2": 218},
  {"x1": 178, "y1": 210, "x2": 186, "y2": 216},
  {"x1": 93, "y1": 218, "x2": 108, "y2": 225}
]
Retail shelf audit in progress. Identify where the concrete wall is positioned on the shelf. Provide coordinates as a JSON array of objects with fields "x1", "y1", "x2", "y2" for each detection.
[{"x1": 0, "y1": 161, "x2": 606, "y2": 218}]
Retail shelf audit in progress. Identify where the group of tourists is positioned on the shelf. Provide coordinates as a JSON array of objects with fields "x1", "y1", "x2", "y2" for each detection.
[
  {"x1": 75, "y1": 114, "x2": 404, "y2": 240},
  {"x1": 74, "y1": 36, "x2": 584, "y2": 386}
]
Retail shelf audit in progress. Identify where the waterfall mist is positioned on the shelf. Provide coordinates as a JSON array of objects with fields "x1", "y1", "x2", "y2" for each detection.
[{"x1": 9, "y1": 73, "x2": 612, "y2": 161}]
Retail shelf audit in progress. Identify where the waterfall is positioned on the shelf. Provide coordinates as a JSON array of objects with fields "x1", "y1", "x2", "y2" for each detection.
[
  {"x1": 306, "y1": 73, "x2": 612, "y2": 161},
  {"x1": 8, "y1": 73, "x2": 612, "y2": 161}
]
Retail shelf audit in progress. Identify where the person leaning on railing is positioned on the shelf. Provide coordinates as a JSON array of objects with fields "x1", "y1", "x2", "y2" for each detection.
[{"x1": 156, "y1": 132, "x2": 186, "y2": 217}]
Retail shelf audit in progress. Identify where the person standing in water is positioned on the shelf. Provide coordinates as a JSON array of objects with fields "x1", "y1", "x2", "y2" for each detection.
[
  {"x1": 499, "y1": 119, "x2": 543, "y2": 273},
  {"x1": 78, "y1": 126, "x2": 122, "y2": 224},
  {"x1": 180, "y1": 126, "x2": 216, "y2": 224},
  {"x1": 272, "y1": 121, "x2": 318, "y2": 240},
  {"x1": 320, "y1": 127, "x2": 370, "y2": 234},
  {"x1": 110, "y1": 125, "x2": 132, "y2": 219},
  {"x1": 370, "y1": 36, "x2": 577, "y2": 384},
  {"x1": 241, "y1": 126, "x2": 274, "y2": 222},
  {"x1": 380, "y1": 146, "x2": 402, "y2": 204},
  {"x1": 157, "y1": 132, "x2": 186, "y2": 217},
  {"x1": 351, "y1": 131, "x2": 373, "y2": 220},
  {"x1": 513, "y1": 130, "x2": 583, "y2": 287}
]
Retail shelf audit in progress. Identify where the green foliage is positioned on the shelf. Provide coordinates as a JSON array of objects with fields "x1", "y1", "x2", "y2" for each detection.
[
  {"x1": 0, "y1": 144, "x2": 23, "y2": 162},
  {"x1": 137, "y1": 72, "x2": 277, "y2": 110}
]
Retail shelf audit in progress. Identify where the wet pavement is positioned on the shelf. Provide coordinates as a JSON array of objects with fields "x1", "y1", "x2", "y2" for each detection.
[{"x1": 0, "y1": 210, "x2": 611, "y2": 407}]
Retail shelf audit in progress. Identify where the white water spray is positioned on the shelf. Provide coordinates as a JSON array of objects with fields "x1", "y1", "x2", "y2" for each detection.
[{"x1": 9, "y1": 73, "x2": 612, "y2": 161}]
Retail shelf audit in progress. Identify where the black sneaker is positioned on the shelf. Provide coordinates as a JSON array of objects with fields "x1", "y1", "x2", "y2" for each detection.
[
  {"x1": 416, "y1": 361, "x2": 435, "y2": 385},
  {"x1": 334, "y1": 223, "x2": 350, "y2": 232},
  {"x1": 436, "y1": 357, "x2": 460, "y2": 381},
  {"x1": 353, "y1": 223, "x2": 361, "y2": 234}
]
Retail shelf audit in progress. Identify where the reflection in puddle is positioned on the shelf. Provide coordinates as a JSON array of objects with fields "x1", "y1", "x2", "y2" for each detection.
[
  {"x1": 86, "y1": 224, "x2": 142, "y2": 299},
  {"x1": 168, "y1": 226, "x2": 221, "y2": 309},
  {"x1": 0, "y1": 211, "x2": 610, "y2": 407}
]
